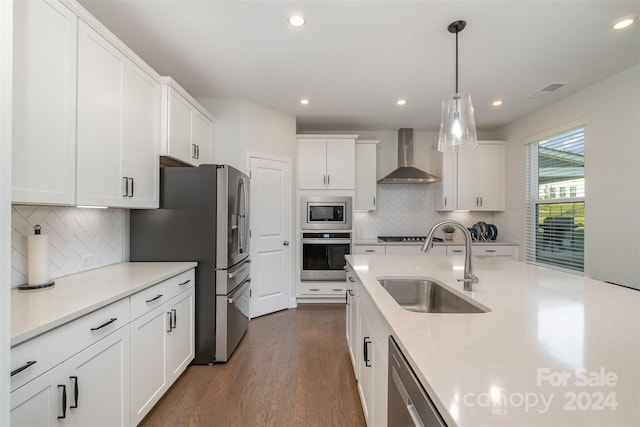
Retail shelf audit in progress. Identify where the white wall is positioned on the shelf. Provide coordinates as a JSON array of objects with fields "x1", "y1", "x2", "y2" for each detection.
[
  {"x1": 198, "y1": 98, "x2": 297, "y2": 173},
  {"x1": 495, "y1": 64, "x2": 640, "y2": 288},
  {"x1": 0, "y1": 0, "x2": 12, "y2": 422}
]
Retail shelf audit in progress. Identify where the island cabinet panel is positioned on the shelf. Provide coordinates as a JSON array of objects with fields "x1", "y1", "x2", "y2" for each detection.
[
  {"x1": 348, "y1": 263, "x2": 391, "y2": 427},
  {"x1": 12, "y1": 0, "x2": 78, "y2": 205}
]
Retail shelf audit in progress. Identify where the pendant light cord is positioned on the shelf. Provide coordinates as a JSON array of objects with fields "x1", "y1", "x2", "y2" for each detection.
[{"x1": 455, "y1": 29, "x2": 459, "y2": 94}]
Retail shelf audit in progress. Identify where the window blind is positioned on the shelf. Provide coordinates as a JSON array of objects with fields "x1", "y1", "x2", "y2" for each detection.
[{"x1": 526, "y1": 127, "x2": 585, "y2": 272}]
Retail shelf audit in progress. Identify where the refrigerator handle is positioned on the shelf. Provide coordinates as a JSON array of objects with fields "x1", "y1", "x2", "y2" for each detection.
[{"x1": 238, "y1": 176, "x2": 249, "y2": 253}]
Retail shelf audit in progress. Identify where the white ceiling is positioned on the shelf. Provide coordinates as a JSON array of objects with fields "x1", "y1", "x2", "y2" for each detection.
[{"x1": 79, "y1": 0, "x2": 640, "y2": 132}]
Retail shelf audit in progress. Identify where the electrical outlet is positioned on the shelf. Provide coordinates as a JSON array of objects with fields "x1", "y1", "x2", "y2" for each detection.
[{"x1": 81, "y1": 254, "x2": 96, "y2": 267}]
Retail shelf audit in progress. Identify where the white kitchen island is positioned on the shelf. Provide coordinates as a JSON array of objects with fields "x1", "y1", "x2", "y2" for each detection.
[{"x1": 345, "y1": 254, "x2": 640, "y2": 427}]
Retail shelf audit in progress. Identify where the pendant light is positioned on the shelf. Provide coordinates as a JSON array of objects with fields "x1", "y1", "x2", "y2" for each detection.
[{"x1": 438, "y1": 20, "x2": 478, "y2": 152}]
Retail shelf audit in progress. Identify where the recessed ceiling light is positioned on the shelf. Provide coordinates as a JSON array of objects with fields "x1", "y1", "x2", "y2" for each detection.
[
  {"x1": 289, "y1": 14, "x2": 305, "y2": 27},
  {"x1": 396, "y1": 99, "x2": 407, "y2": 106},
  {"x1": 492, "y1": 100, "x2": 503, "y2": 107},
  {"x1": 300, "y1": 98, "x2": 310, "y2": 105},
  {"x1": 612, "y1": 15, "x2": 636, "y2": 30}
]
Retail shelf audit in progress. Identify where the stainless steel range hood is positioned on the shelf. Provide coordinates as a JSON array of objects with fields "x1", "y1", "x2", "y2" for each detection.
[{"x1": 377, "y1": 128, "x2": 440, "y2": 184}]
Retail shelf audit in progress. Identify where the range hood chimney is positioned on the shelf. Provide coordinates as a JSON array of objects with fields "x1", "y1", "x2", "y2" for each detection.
[{"x1": 377, "y1": 128, "x2": 440, "y2": 184}]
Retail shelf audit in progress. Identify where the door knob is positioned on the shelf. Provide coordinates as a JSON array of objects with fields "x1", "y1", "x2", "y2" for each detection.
[{"x1": 283, "y1": 241, "x2": 290, "y2": 246}]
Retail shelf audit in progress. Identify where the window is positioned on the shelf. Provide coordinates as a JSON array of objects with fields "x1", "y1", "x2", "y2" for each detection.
[{"x1": 526, "y1": 127, "x2": 585, "y2": 272}]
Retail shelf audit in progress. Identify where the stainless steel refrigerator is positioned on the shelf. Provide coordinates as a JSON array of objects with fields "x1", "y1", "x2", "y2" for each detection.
[{"x1": 130, "y1": 164, "x2": 250, "y2": 364}]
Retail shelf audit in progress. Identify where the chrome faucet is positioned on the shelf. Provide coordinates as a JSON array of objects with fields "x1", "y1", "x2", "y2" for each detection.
[{"x1": 421, "y1": 220, "x2": 479, "y2": 291}]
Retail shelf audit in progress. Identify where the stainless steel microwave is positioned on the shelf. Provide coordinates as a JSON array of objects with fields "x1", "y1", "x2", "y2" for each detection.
[{"x1": 301, "y1": 196, "x2": 352, "y2": 230}]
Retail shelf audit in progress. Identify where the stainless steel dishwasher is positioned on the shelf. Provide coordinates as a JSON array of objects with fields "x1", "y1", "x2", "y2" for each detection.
[{"x1": 388, "y1": 337, "x2": 447, "y2": 426}]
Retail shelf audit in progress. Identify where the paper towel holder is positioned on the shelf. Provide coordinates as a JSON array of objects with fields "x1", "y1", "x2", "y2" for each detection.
[
  {"x1": 18, "y1": 224, "x2": 55, "y2": 290},
  {"x1": 17, "y1": 280, "x2": 55, "y2": 290}
]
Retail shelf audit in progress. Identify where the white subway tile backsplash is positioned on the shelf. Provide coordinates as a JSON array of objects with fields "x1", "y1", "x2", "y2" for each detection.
[{"x1": 11, "y1": 206, "x2": 124, "y2": 287}]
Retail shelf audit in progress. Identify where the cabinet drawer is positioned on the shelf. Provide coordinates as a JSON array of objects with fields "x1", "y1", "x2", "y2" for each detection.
[
  {"x1": 11, "y1": 297, "x2": 129, "y2": 392},
  {"x1": 354, "y1": 245, "x2": 385, "y2": 255},
  {"x1": 130, "y1": 269, "x2": 194, "y2": 320},
  {"x1": 474, "y1": 246, "x2": 515, "y2": 257},
  {"x1": 299, "y1": 283, "x2": 346, "y2": 296}
]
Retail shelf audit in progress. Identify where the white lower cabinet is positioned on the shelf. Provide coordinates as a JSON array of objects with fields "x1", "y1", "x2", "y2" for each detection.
[
  {"x1": 130, "y1": 274, "x2": 194, "y2": 425},
  {"x1": 11, "y1": 268, "x2": 195, "y2": 427},
  {"x1": 11, "y1": 327, "x2": 130, "y2": 427},
  {"x1": 348, "y1": 263, "x2": 390, "y2": 427}
]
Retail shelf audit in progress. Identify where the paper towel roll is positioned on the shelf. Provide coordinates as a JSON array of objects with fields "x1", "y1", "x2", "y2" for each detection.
[{"x1": 27, "y1": 226, "x2": 49, "y2": 286}]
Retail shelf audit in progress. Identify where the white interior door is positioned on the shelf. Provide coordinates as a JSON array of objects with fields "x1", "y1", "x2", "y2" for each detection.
[{"x1": 249, "y1": 156, "x2": 293, "y2": 318}]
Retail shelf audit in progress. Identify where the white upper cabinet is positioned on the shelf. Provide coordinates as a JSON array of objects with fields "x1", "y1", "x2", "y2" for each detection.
[
  {"x1": 435, "y1": 142, "x2": 505, "y2": 211},
  {"x1": 457, "y1": 143, "x2": 505, "y2": 211},
  {"x1": 76, "y1": 21, "x2": 160, "y2": 208},
  {"x1": 297, "y1": 135, "x2": 357, "y2": 190},
  {"x1": 434, "y1": 149, "x2": 457, "y2": 211},
  {"x1": 76, "y1": 21, "x2": 125, "y2": 207},
  {"x1": 355, "y1": 141, "x2": 378, "y2": 211},
  {"x1": 13, "y1": 0, "x2": 161, "y2": 208},
  {"x1": 160, "y1": 80, "x2": 214, "y2": 166},
  {"x1": 12, "y1": 0, "x2": 77, "y2": 205},
  {"x1": 121, "y1": 63, "x2": 160, "y2": 208}
]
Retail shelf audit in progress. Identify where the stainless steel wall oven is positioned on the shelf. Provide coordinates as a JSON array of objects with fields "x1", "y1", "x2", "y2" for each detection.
[{"x1": 301, "y1": 232, "x2": 351, "y2": 281}]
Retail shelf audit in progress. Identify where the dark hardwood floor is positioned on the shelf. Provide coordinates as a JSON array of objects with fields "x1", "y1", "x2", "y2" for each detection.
[{"x1": 140, "y1": 304, "x2": 366, "y2": 427}]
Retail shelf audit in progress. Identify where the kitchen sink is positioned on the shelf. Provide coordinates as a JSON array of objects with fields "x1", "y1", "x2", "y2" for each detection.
[{"x1": 377, "y1": 277, "x2": 490, "y2": 314}]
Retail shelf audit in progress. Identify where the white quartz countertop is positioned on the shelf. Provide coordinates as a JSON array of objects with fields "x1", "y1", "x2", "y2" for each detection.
[
  {"x1": 11, "y1": 262, "x2": 197, "y2": 346},
  {"x1": 345, "y1": 254, "x2": 640, "y2": 427},
  {"x1": 354, "y1": 238, "x2": 518, "y2": 246}
]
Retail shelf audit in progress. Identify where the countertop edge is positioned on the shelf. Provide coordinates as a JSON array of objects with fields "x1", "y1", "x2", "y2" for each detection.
[{"x1": 11, "y1": 261, "x2": 198, "y2": 346}]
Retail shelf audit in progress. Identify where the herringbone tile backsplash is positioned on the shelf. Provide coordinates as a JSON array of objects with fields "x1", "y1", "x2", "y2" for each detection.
[
  {"x1": 11, "y1": 206, "x2": 124, "y2": 287},
  {"x1": 354, "y1": 185, "x2": 494, "y2": 238}
]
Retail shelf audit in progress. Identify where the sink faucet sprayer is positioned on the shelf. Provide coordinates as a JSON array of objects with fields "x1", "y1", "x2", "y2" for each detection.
[{"x1": 421, "y1": 220, "x2": 479, "y2": 291}]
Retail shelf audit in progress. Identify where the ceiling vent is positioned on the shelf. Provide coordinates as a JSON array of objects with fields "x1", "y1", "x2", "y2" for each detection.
[{"x1": 527, "y1": 82, "x2": 567, "y2": 98}]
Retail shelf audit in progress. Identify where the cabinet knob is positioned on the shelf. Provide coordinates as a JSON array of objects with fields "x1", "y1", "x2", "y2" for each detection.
[{"x1": 283, "y1": 240, "x2": 290, "y2": 246}]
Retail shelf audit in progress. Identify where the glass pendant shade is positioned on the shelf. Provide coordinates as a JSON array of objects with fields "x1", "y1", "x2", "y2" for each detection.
[{"x1": 438, "y1": 92, "x2": 478, "y2": 152}]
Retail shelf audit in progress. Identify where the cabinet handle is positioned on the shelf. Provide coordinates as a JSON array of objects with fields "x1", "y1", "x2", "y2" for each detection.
[
  {"x1": 444, "y1": 196, "x2": 447, "y2": 207},
  {"x1": 123, "y1": 177, "x2": 129, "y2": 197},
  {"x1": 310, "y1": 288, "x2": 320, "y2": 292},
  {"x1": 145, "y1": 294, "x2": 163, "y2": 303},
  {"x1": 373, "y1": 196, "x2": 376, "y2": 206},
  {"x1": 192, "y1": 144, "x2": 197, "y2": 159},
  {"x1": 327, "y1": 175, "x2": 330, "y2": 186},
  {"x1": 70, "y1": 376, "x2": 79, "y2": 409},
  {"x1": 348, "y1": 276, "x2": 355, "y2": 282},
  {"x1": 452, "y1": 250, "x2": 463, "y2": 253},
  {"x1": 332, "y1": 288, "x2": 342, "y2": 292},
  {"x1": 476, "y1": 197, "x2": 479, "y2": 206},
  {"x1": 58, "y1": 384, "x2": 67, "y2": 419},
  {"x1": 323, "y1": 175, "x2": 326, "y2": 186},
  {"x1": 179, "y1": 279, "x2": 191, "y2": 286},
  {"x1": 485, "y1": 249, "x2": 497, "y2": 253},
  {"x1": 167, "y1": 312, "x2": 173, "y2": 333},
  {"x1": 10, "y1": 360, "x2": 36, "y2": 377},
  {"x1": 480, "y1": 197, "x2": 483, "y2": 207},
  {"x1": 129, "y1": 178, "x2": 134, "y2": 197},
  {"x1": 365, "y1": 249, "x2": 375, "y2": 253},
  {"x1": 196, "y1": 145, "x2": 200, "y2": 159},
  {"x1": 90, "y1": 318, "x2": 117, "y2": 331},
  {"x1": 171, "y1": 308, "x2": 177, "y2": 329},
  {"x1": 347, "y1": 290, "x2": 355, "y2": 296},
  {"x1": 363, "y1": 337, "x2": 372, "y2": 367},
  {"x1": 345, "y1": 290, "x2": 349, "y2": 305}
]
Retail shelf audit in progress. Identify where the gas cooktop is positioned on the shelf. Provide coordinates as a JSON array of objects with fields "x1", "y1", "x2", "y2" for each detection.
[{"x1": 377, "y1": 236, "x2": 443, "y2": 243}]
